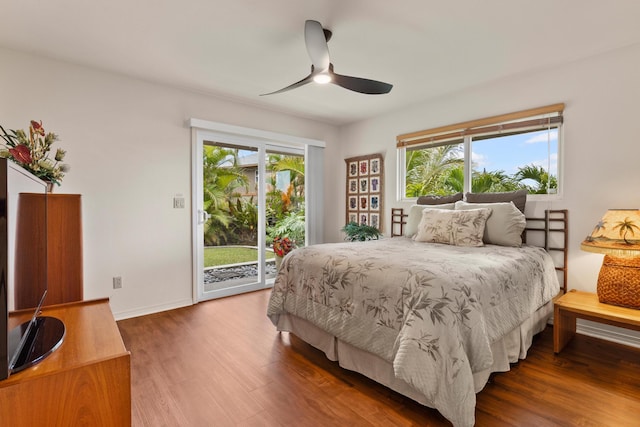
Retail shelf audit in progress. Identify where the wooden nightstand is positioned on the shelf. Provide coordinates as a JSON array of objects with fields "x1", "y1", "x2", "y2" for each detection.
[{"x1": 554, "y1": 290, "x2": 640, "y2": 353}]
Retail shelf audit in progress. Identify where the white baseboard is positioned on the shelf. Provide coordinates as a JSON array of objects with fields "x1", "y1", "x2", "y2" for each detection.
[
  {"x1": 112, "y1": 298, "x2": 193, "y2": 321},
  {"x1": 575, "y1": 319, "x2": 640, "y2": 349},
  {"x1": 550, "y1": 316, "x2": 640, "y2": 349},
  {"x1": 111, "y1": 284, "x2": 274, "y2": 321}
]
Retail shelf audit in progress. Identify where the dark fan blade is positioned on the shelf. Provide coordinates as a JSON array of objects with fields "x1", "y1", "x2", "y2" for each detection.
[
  {"x1": 305, "y1": 20, "x2": 330, "y2": 70},
  {"x1": 331, "y1": 71, "x2": 393, "y2": 94},
  {"x1": 260, "y1": 72, "x2": 314, "y2": 96}
]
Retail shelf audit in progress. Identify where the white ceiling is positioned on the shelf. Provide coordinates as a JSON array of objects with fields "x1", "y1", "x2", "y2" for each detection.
[{"x1": 2, "y1": 1, "x2": 640, "y2": 125}]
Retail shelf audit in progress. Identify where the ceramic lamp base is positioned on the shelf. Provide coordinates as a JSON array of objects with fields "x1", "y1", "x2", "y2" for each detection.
[{"x1": 597, "y1": 255, "x2": 640, "y2": 309}]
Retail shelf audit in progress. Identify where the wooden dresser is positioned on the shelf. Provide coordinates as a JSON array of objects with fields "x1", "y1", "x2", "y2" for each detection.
[
  {"x1": 0, "y1": 299, "x2": 131, "y2": 426},
  {"x1": 15, "y1": 193, "x2": 83, "y2": 308}
]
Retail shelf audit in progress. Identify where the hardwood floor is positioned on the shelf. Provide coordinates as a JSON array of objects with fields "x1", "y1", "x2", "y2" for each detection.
[{"x1": 117, "y1": 289, "x2": 640, "y2": 426}]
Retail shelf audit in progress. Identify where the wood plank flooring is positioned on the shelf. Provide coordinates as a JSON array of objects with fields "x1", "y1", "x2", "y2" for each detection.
[{"x1": 117, "y1": 289, "x2": 640, "y2": 426}]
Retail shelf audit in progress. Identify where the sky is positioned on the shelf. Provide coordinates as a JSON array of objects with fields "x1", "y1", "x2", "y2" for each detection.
[{"x1": 471, "y1": 129, "x2": 558, "y2": 177}]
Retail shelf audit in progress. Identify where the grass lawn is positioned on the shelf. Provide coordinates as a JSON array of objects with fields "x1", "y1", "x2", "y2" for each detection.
[{"x1": 204, "y1": 246, "x2": 275, "y2": 267}]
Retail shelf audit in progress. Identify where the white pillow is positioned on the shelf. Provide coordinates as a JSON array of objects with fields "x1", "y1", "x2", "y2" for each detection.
[
  {"x1": 414, "y1": 208, "x2": 491, "y2": 247},
  {"x1": 454, "y1": 200, "x2": 526, "y2": 247},
  {"x1": 404, "y1": 203, "x2": 456, "y2": 238}
]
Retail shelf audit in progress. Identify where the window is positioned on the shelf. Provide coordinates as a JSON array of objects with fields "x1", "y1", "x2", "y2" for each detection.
[{"x1": 397, "y1": 104, "x2": 563, "y2": 200}]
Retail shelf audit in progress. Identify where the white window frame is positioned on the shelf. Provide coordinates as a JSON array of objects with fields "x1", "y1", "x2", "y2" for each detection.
[{"x1": 397, "y1": 110, "x2": 564, "y2": 202}]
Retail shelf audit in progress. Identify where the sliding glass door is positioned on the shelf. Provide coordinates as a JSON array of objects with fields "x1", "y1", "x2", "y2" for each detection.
[
  {"x1": 201, "y1": 142, "x2": 260, "y2": 294},
  {"x1": 193, "y1": 134, "x2": 305, "y2": 302},
  {"x1": 265, "y1": 148, "x2": 306, "y2": 280}
]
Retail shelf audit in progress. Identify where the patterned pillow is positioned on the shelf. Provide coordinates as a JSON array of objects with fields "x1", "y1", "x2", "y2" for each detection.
[
  {"x1": 414, "y1": 208, "x2": 492, "y2": 247},
  {"x1": 455, "y1": 200, "x2": 526, "y2": 247},
  {"x1": 404, "y1": 203, "x2": 456, "y2": 238}
]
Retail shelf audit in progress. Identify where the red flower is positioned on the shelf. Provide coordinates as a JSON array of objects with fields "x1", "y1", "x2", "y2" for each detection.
[
  {"x1": 272, "y1": 236, "x2": 293, "y2": 257},
  {"x1": 30, "y1": 120, "x2": 45, "y2": 136},
  {"x1": 9, "y1": 145, "x2": 32, "y2": 164}
]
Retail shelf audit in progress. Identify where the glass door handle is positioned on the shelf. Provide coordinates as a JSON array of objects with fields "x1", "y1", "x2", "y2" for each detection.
[{"x1": 198, "y1": 209, "x2": 211, "y2": 224}]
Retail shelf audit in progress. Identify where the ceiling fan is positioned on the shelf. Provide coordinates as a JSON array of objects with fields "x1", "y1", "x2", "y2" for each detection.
[{"x1": 260, "y1": 20, "x2": 393, "y2": 96}]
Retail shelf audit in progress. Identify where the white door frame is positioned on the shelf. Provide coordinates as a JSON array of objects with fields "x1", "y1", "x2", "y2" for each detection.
[{"x1": 189, "y1": 119, "x2": 325, "y2": 303}]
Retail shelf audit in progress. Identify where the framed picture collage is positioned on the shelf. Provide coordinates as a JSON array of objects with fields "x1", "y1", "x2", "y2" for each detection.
[{"x1": 345, "y1": 153, "x2": 384, "y2": 232}]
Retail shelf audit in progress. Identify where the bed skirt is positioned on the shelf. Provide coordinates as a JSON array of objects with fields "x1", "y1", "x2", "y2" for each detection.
[{"x1": 275, "y1": 300, "x2": 552, "y2": 406}]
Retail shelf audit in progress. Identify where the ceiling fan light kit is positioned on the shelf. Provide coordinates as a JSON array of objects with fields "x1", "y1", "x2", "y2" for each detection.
[
  {"x1": 313, "y1": 73, "x2": 331, "y2": 84},
  {"x1": 261, "y1": 20, "x2": 393, "y2": 96}
]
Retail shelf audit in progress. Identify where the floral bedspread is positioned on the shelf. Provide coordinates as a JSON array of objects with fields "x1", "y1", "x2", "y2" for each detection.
[{"x1": 267, "y1": 237, "x2": 559, "y2": 427}]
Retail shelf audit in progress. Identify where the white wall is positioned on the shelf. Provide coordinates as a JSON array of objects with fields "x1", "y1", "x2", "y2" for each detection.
[
  {"x1": 4, "y1": 41, "x2": 640, "y2": 346},
  {"x1": 0, "y1": 47, "x2": 338, "y2": 319},
  {"x1": 333, "y1": 43, "x2": 640, "y2": 346}
]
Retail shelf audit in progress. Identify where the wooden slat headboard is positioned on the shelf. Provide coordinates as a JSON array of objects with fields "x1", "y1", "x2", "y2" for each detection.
[
  {"x1": 390, "y1": 208, "x2": 407, "y2": 237},
  {"x1": 524, "y1": 209, "x2": 568, "y2": 294},
  {"x1": 390, "y1": 208, "x2": 569, "y2": 294}
]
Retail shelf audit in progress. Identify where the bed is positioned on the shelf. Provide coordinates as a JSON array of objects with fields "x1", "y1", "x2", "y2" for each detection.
[{"x1": 267, "y1": 198, "x2": 568, "y2": 427}]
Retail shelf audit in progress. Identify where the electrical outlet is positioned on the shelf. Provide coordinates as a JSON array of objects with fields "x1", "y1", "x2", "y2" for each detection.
[{"x1": 113, "y1": 276, "x2": 122, "y2": 289}]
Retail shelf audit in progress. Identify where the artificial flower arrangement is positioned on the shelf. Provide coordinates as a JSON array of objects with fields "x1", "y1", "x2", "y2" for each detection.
[
  {"x1": 272, "y1": 236, "x2": 294, "y2": 257},
  {"x1": 0, "y1": 120, "x2": 69, "y2": 186}
]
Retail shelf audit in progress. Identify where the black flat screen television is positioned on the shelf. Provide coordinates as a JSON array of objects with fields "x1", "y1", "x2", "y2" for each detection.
[{"x1": 0, "y1": 158, "x2": 64, "y2": 380}]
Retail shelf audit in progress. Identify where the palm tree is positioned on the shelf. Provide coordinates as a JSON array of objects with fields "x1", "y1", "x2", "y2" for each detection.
[
  {"x1": 266, "y1": 154, "x2": 305, "y2": 222},
  {"x1": 405, "y1": 144, "x2": 463, "y2": 197},
  {"x1": 269, "y1": 155, "x2": 305, "y2": 182},
  {"x1": 471, "y1": 169, "x2": 521, "y2": 193},
  {"x1": 443, "y1": 166, "x2": 464, "y2": 193},
  {"x1": 514, "y1": 164, "x2": 557, "y2": 194},
  {"x1": 262, "y1": 154, "x2": 307, "y2": 249},
  {"x1": 441, "y1": 166, "x2": 522, "y2": 194},
  {"x1": 202, "y1": 145, "x2": 249, "y2": 245},
  {"x1": 613, "y1": 218, "x2": 640, "y2": 244},
  {"x1": 406, "y1": 145, "x2": 524, "y2": 196},
  {"x1": 585, "y1": 219, "x2": 607, "y2": 242}
]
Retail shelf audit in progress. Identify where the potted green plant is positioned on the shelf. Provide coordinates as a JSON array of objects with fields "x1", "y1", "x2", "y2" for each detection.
[{"x1": 341, "y1": 222, "x2": 383, "y2": 242}]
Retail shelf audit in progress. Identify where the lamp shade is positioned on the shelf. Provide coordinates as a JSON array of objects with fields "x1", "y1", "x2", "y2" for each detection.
[{"x1": 581, "y1": 209, "x2": 640, "y2": 258}]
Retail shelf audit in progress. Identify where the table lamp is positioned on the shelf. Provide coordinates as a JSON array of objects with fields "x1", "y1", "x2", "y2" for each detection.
[{"x1": 581, "y1": 209, "x2": 640, "y2": 309}]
